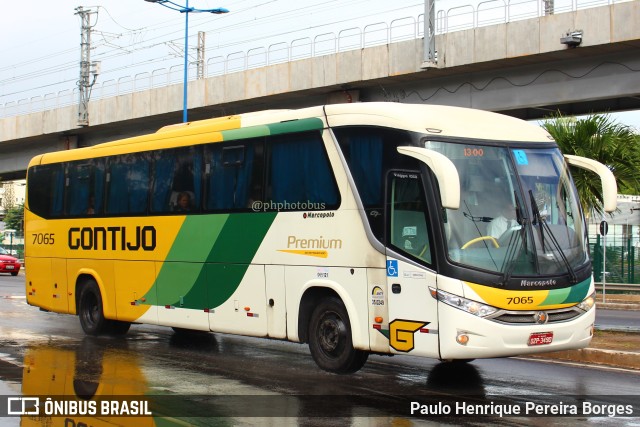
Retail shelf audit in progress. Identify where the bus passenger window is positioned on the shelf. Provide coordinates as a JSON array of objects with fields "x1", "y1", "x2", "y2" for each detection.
[
  {"x1": 26, "y1": 164, "x2": 65, "y2": 218},
  {"x1": 151, "y1": 147, "x2": 201, "y2": 214},
  {"x1": 205, "y1": 142, "x2": 260, "y2": 211},
  {"x1": 66, "y1": 159, "x2": 105, "y2": 217},
  {"x1": 266, "y1": 131, "x2": 339, "y2": 210},
  {"x1": 106, "y1": 153, "x2": 150, "y2": 215}
]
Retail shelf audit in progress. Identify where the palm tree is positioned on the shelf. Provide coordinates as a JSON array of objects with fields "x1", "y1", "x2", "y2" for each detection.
[{"x1": 541, "y1": 112, "x2": 640, "y2": 218}]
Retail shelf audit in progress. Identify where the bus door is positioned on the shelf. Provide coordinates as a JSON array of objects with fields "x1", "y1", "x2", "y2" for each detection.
[{"x1": 384, "y1": 171, "x2": 440, "y2": 358}]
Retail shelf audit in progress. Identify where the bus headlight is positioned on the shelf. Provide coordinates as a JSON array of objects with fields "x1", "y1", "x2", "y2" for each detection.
[
  {"x1": 429, "y1": 287, "x2": 498, "y2": 318},
  {"x1": 576, "y1": 292, "x2": 596, "y2": 312}
]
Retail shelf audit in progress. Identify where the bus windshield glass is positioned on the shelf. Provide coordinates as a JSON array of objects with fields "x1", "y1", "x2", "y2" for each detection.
[{"x1": 424, "y1": 140, "x2": 588, "y2": 279}]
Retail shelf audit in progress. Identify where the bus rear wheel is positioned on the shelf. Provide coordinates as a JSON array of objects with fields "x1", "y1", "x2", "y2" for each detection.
[
  {"x1": 78, "y1": 280, "x2": 110, "y2": 335},
  {"x1": 308, "y1": 297, "x2": 368, "y2": 374}
]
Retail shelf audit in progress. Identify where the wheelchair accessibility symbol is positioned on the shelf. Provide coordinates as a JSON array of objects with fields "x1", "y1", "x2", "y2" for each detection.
[{"x1": 387, "y1": 260, "x2": 398, "y2": 277}]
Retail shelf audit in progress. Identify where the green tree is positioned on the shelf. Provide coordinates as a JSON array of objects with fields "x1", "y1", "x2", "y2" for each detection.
[
  {"x1": 541, "y1": 113, "x2": 640, "y2": 218},
  {"x1": 4, "y1": 203, "x2": 24, "y2": 232}
]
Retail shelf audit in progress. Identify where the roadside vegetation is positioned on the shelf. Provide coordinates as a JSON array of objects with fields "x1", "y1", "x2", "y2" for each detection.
[{"x1": 541, "y1": 113, "x2": 640, "y2": 218}]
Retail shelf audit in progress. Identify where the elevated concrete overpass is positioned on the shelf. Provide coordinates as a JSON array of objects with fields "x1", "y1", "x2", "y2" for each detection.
[{"x1": 1, "y1": 1, "x2": 639, "y2": 180}]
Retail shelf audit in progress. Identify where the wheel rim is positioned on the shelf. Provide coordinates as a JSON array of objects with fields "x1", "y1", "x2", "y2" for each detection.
[
  {"x1": 317, "y1": 311, "x2": 347, "y2": 358},
  {"x1": 82, "y1": 293, "x2": 98, "y2": 328}
]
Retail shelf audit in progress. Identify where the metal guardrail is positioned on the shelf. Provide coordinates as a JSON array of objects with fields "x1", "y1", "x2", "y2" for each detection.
[
  {"x1": 0, "y1": 0, "x2": 632, "y2": 119},
  {"x1": 595, "y1": 283, "x2": 640, "y2": 292}
]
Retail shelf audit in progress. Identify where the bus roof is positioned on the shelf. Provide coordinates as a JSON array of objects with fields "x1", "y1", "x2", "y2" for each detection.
[{"x1": 28, "y1": 103, "x2": 553, "y2": 167}]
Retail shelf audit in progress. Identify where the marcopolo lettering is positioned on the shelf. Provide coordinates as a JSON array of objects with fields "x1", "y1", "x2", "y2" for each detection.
[{"x1": 68, "y1": 226, "x2": 156, "y2": 251}]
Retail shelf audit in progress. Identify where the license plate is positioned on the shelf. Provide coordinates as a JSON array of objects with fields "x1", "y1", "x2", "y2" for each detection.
[
  {"x1": 528, "y1": 332, "x2": 553, "y2": 346},
  {"x1": 5, "y1": 265, "x2": 14, "y2": 270}
]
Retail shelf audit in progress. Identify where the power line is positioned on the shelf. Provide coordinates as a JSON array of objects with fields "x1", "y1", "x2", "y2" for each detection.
[{"x1": 1, "y1": 1, "x2": 423, "y2": 102}]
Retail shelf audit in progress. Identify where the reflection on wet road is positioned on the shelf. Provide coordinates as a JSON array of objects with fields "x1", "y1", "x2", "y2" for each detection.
[{"x1": 0, "y1": 276, "x2": 639, "y2": 426}]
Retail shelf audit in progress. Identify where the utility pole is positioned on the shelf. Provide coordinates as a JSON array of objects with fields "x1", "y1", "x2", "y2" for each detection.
[
  {"x1": 421, "y1": 0, "x2": 437, "y2": 68},
  {"x1": 75, "y1": 6, "x2": 100, "y2": 127},
  {"x1": 197, "y1": 31, "x2": 205, "y2": 80}
]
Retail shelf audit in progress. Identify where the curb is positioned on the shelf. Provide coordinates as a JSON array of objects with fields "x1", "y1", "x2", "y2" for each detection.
[
  {"x1": 598, "y1": 303, "x2": 640, "y2": 311},
  {"x1": 528, "y1": 329, "x2": 640, "y2": 370},
  {"x1": 528, "y1": 348, "x2": 640, "y2": 370}
]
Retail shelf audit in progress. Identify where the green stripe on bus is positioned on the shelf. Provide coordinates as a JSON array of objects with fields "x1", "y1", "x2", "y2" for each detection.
[
  {"x1": 219, "y1": 118, "x2": 324, "y2": 142},
  {"x1": 221, "y1": 125, "x2": 270, "y2": 141},
  {"x1": 564, "y1": 277, "x2": 591, "y2": 303},
  {"x1": 206, "y1": 212, "x2": 277, "y2": 263},
  {"x1": 143, "y1": 215, "x2": 229, "y2": 307},
  {"x1": 204, "y1": 212, "x2": 277, "y2": 308},
  {"x1": 540, "y1": 286, "x2": 571, "y2": 306},
  {"x1": 540, "y1": 277, "x2": 590, "y2": 306},
  {"x1": 149, "y1": 212, "x2": 277, "y2": 309},
  {"x1": 266, "y1": 117, "x2": 324, "y2": 135}
]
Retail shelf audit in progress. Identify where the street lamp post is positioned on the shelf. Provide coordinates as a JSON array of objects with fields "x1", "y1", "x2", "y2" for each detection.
[{"x1": 144, "y1": 0, "x2": 228, "y2": 123}]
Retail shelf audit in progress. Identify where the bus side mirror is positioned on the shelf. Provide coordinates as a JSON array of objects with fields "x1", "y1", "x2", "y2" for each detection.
[
  {"x1": 564, "y1": 154, "x2": 617, "y2": 213},
  {"x1": 397, "y1": 146, "x2": 460, "y2": 210}
]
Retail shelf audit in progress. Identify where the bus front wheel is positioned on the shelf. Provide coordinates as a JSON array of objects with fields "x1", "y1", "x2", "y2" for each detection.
[
  {"x1": 308, "y1": 297, "x2": 368, "y2": 374},
  {"x1": 78, "y1": 280, "x2": 110, "y2": 336}
]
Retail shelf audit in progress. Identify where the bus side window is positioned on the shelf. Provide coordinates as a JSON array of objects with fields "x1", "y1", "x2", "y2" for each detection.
[
  {"x1": 106, "y1": 153, "x2": 150, "y2": 215},
  {"x1": 204, "y1": 139, "x2": 263, "y2": 211},
  {"x1": 27, "y1": 164, "x2": 64, "y2": 218},
  {"x1": 151, "y1": 147, "x2": 201, "y2": 214},
  {"x1": 266, "y1": 131, "x2": 339, "y2": 210},
  {"x1": 66, "y1": 158, "x2": 105, "y2": 216}
]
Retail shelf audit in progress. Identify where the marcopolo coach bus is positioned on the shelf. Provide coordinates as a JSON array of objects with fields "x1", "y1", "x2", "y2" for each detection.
[{"x1": 25, "y1": 102, "x2": 616, "y2": 373}]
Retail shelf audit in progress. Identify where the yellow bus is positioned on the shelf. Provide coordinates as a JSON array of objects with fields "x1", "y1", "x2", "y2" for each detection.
[{"x1": 25, "y1": 102, "x2": 616, "y2": 373}]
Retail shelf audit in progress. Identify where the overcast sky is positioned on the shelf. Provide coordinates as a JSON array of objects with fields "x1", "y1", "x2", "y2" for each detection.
[
  {"x1": 0, "y1": 0, "x2": 424, "y2": 100},
  {"x1": 0, "y1": 0, "x2": 638, "y2": 129}
]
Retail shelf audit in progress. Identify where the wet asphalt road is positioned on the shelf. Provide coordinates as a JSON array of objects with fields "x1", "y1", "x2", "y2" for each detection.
[{"x1": 0, "y1": 274, "x2": 639, "y2": 426}]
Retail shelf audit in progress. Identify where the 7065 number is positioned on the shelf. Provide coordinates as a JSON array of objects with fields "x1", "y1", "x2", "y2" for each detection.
[
  {"x1": 507, "y1": 296, "x2": 533, "y2": 305},
  {"x1": 32, "y1": 233, "x2": 55, "y2": 245}
]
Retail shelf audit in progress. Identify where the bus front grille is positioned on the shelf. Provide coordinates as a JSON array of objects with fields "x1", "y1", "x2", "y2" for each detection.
[{"x1": 489, "y1": 307, "x2": 582, "y2": 325}]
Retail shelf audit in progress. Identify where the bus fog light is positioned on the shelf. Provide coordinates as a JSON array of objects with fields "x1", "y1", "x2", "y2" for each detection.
[{"x1": 456, "y1": 333, "x2": 469, "y2": 345}]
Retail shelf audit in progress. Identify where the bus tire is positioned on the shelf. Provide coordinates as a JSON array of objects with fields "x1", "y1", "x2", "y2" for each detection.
[
  {"x1": 78, "y1": 280, "x2": 109, "y2": 336},
  {"x1": 308, "y1": 297, "x2": 368, "y2": 374}
]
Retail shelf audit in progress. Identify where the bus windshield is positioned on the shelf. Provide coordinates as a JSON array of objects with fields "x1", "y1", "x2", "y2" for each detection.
[{"x1": 424, "y1": 140, "x2": 588, "y2": 280}]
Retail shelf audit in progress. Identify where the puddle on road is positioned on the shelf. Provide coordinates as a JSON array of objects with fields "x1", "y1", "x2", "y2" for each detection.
[{"x1": 0, "y1": 338, "x2": 410, "y2": 427}]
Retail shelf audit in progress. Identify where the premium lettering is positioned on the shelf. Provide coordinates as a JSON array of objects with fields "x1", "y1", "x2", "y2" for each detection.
[
  {"x1": 68, "y1": 226, "x2": 156, "y2": 251},
  {"x1": 287, "y1": 235, "x2": 342, "y2": 250}
]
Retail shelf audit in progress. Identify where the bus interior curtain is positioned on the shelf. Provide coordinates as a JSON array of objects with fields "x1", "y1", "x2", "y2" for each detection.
[
  {"x1": 350, "y1": 135, "x2": 383, "y2": 206},
  {"x1": 128, "y1": 156, "x2": 149, "y2": 213},
  {"x1": 68, "y1": 165, "x2": 90, "y2": 216},
  {"x1": 152, "y1": 153, "x2": 174, "y2": 212},
  {"x1": 93, "y1": 161, "x2": 105, "y2": 214},
  {"x1": 108, "y1": 162, "x2": 129, "y2": 214},
  {"x1": 192, "y1": 150, "x2": 202, "y2": 208},
  {"x1": 208, "y1": 146, "x2": 254, "y2": 210},
  {"x1": 270, "y1": 136, "x2": 337, "y2": 204},
  {"x1": 51, "y1": 166, "x2": 65, "y2": 216}
]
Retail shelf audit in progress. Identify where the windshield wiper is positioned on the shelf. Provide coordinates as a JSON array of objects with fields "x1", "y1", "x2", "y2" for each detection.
[
  {"x1": 500, "y1": 192, "x2": 528, "y2": 286},
  {"x1": 528, "y1": 190, "x2": 577, "y2": 284},
  {"x1": 463, "y1": 200, "x2": 499, "y2": 271}
]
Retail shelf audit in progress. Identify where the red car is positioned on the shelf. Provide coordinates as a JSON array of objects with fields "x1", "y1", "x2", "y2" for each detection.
[{"x1": 0, "y1": 247, "x2": 20, "y2": 276}]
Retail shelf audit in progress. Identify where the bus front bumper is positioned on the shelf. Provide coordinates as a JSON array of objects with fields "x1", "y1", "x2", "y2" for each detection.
[{"x1": 437, "y1": 302, "x2": 595, "y2": 360}]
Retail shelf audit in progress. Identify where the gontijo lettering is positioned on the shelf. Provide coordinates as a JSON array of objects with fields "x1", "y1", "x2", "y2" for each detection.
[{"x1": 68, "y1": 226, "x2": 156, "y2": 251}]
